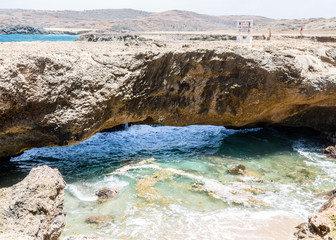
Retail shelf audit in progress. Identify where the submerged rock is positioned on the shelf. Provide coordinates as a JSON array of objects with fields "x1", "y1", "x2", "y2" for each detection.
[
  {"x1": 64, "y1": 236, "x2": 107, "y2": 240},
  {"x1": 0, "y1": 165, "x2": 66, "y2": 240},
  {"x1": 323, "y1": 146, "x2": 336, "y2": 159},
  {"x1": 95, "y1": 187, "x2": 119, "y2": 202},
  {"x1": 85, "y1": 216, "x2": 114, "y2": 226},
  {"x1": 227, "y1": 164, "x2": 247, "y2": 175},
  {"x1": 294, "y1": 192, "x2": 336, "y2": 239}
]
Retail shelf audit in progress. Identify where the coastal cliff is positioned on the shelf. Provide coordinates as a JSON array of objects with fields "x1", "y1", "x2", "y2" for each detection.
[{"x1": 0, "y1": 39, "x2": 335, "y2": 160}]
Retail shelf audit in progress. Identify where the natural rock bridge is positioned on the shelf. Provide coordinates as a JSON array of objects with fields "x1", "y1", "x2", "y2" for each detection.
[{"x1": 0, "y1": 40, "x2": 336, "y2": 160}]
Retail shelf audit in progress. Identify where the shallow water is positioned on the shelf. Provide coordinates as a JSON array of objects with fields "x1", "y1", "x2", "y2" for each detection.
[
  {"x1": 1, "y1": 125, "x2": 335, "y2": 240},
  {"x1": 0, "y1": 34, "x2": 78, "y2": 42}
]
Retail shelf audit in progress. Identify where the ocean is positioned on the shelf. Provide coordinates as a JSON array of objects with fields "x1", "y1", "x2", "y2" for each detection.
[
  {"x1": 1, "y1": 125, "x2": 334, "y2": 239},
  {"x1": 0, "y1": 34, "x2": 79, "y2": 42}
]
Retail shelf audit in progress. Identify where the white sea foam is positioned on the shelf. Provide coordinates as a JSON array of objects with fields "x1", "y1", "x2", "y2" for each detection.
[
  {"x1": 66, "y1": 176, "x2": 129, "y2": 202},
  {"x1": 66, "y1": 184, "x2": 98, "y2": 202},
  {"x1": 107, "y1": 203, "x2": 302, "y2": 240}
]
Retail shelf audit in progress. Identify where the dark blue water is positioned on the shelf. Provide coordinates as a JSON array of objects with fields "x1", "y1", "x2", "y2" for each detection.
[
  {"x1": 0, "y1": 34, "x2": 78, "y2": 42},
  {"x1": 0, "y1": 125, "x2": 324, "y2": 186}
]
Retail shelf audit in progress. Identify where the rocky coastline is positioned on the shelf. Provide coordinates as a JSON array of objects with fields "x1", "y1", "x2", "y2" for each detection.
[
  {"x1": 295, "y1": 191, "x2": 336, "y2": 239},
  {"x1": 1, "y1": 164, "x2": 335, "y2": 239},
  {"x1": 0, "y1": 36, "x2": 336, "y2": 239},
  {"x1": 0, "y1": 24, "x2": 82, "y2": 35},
  {"x1": 0, "y1": 24, "x2": 48, "y2": 35}
]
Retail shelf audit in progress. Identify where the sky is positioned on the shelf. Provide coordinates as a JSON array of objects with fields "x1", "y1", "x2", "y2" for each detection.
[{"x1": 2, "y1": 0, "x2": 336, "y2": 19}]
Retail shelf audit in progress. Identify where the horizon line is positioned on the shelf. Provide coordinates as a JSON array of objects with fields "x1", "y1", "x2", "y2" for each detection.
[{"x1": 0, "y1": 8, "x2": 334, "y2": 20}]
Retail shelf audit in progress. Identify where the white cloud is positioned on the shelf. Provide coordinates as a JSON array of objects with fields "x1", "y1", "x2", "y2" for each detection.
[{"x1": 2, "y1": 0, "x2": 336, "y2": 19}]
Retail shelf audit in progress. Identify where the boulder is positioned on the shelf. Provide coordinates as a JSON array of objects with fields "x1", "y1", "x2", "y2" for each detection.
[
  {"x1": 227, "y1": 164, "x2": 247, "y2": 175},
  {"x1": 95, "y1": 187, "x2": 119, "y2": 202},
  {"x1": 0, "y1": 166, "x2": 66, "y2": 240},
  {"x1": 323, "y1": 146, "x2": 336, "y2": 159}
]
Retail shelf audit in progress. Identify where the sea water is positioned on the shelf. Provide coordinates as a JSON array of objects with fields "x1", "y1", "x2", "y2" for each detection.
[
  {"x1": 1, "y1": 125, "x2": 335, "y2": 240},
  {"x1": 0, "y1": 34, "x2": 78, "y2": 42}
]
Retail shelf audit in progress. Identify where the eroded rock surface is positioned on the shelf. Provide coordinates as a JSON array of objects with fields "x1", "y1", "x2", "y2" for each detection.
[
  {"x1": 0, "y1": 165, "x2": 66, "y2": 239},
  {"x1": 295, "y1": 192, "x2": 336, "y2": 239},
  {"x1": 0, "y1": 39, "x2": 336, "y2": 159}
]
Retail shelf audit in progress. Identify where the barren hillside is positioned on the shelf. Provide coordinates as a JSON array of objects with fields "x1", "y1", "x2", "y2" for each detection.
[
  {"x1": 0, "y1": 9, "x2": 335, "y2": 33},
  {"x1": 0, "y1": 9, "x2": 273, "y2": 31}
]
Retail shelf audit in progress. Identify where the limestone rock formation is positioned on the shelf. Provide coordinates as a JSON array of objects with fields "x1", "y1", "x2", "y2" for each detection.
[
  {"x1": 0, "y1": 39, "x2": 335, "y2": 160},
  {"x1": 294, "y1": 192, "x2": 336, "y2": 239},
  {"x1": 0, "y1": 165, "x2": 66, "y2": 239}
]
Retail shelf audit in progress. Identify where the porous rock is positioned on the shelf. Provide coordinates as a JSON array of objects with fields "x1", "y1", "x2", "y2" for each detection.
[
  {"x1": 0, "y1": 40, "x2": 336, "y2": 160},
  {"x1": 294, "y1": 192, "x2": 336, "y2": 239},
  {"x1": 0, "y1": 165, "x2": 66, "y2": 240}
]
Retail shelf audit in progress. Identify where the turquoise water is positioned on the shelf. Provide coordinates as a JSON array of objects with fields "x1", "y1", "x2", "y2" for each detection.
[
  {"x1": 0, "y1": 34, "x2": 78, "y2": 42},
  {"x1": 1, "y1": 125, "x2": 335, "y2": 239}
]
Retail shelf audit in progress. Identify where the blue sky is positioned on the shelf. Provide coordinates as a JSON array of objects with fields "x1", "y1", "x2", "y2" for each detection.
[{"x1": 2, "y1": 0, "x2": 336, "y2": 19}]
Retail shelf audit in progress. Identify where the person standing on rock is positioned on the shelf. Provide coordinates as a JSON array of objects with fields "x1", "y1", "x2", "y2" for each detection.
[{"x1": 300, "y1": 27, "x2": 303, "y2": 37}]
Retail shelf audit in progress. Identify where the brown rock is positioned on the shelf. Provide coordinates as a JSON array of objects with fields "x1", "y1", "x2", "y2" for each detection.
[
  {"x1": 85, "y1": 216, "x2": 114, "y2": 226},
  {"x1": 294, "y1": 223, "x2": 322, "y2": 239},
  {"x1": 294, "y1": 191, "x2": 336, "y2": 239},
  {"x1": 95, "y1": 187, "x2": 119, "y2": 202},
  {"x1": 323, "y1": 146, "x2": 336, "y2": 159},
  {"x1": 0, "y1": 40, "x2": 336, "y2": 160},
  {"x1": 309, "y1": 214, "x2": 331, "y2": 237},
  {"x1": 227, "y1": 164, "x2": 247, "y2": 175},
  {"x1": 0, "y1": 165, "x2": 66, "y2": 240}
]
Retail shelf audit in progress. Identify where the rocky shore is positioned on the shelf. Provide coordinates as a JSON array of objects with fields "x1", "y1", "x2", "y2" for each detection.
[
  {"x1": 295, "y1": 191, "x2": 336, "y2": 239},
  {"x1": 0, "y1": 24, "x2": 48, "y2": 35},
  {"x1": 0, "y1": 164, "x2": 335, "y2": 239},
  {"x1": 0, "y1": 37, "x2": 335, "y2": 160}
]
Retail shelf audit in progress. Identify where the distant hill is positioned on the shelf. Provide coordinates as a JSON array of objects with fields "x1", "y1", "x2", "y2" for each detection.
[
  {"x1": 256, "y1": 17, "x2": 336, "y2": 32},
  {"x1": 0, "y1": 9, "x2": 334, "y2": 32},
  {"x1": 0, "y1": 9, "x2": 274, "y2": 31}
]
